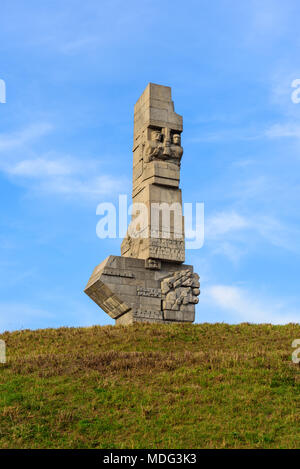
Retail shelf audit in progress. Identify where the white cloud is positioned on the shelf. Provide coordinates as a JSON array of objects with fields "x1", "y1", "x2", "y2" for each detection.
[
  {"x1": 242, "y1": 0, "x2": 294, "y2": 48},
  {"x1": 205, "y1": 211, "x2": 249, "y2": 239},
  {"x1": 189, "y1": 121, "x2": 300, "y2": 144},
  {"x1": 0, "y1": 302, "x2": 55, "y2": 332},
  {"x1": 205, "y1": 209, "x2": 300, "y2": 262},
  {"x1": 204, "y1": 210, "x2": 253, "y2": 263},
  {"x1": 35, "y1": 174, "x2": 126, "y2": 198},
  {"x1": 232, "y1": 159, "x2": 255, "y2": 168},
  {"x1": 0, "y1": 123, "x2": 52, "y2": 152},
  {"x1": 7, "y1": 157, "x2": 72, "y2": 177},
  {"x1": 0, "y1": 124, "x2": 129, "y2": 201},
  {"x1": 0, "y1": 298, "x2": 114, "y2": 332},
  {"x1": 61, "y1": 35, "x2": 100, "y2": 54},
  {"x1": 265, "y1": 123, "x2": 300, "y2": 138},
  {"x1": 188, "y1": 127, "x2": 262, "y2": 143},
  {"x1": 205, "y1": 284, "x2": 299, "y2": 324}
]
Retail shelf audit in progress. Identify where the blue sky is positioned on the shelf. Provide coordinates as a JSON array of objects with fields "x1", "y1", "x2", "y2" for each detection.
[{"x1": 1, "y1": 0, "x2": 300, "y2": 331}]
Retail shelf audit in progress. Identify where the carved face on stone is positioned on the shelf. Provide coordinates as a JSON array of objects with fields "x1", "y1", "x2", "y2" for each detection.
[
  {"x1": 152, "y1": 130, "x2": 161, "y2": 142},
  {"x1": 173, "y1": 134, "x2": 181, "y2": 145}
]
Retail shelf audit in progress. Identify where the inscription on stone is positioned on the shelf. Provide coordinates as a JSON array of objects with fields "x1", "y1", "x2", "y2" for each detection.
[
  {"x1": 84, "y1": 84, "x2": 200, "y2": 325},
  {"x1": 134, "y1": 310, "x2": 164, "y2": 320},
  {"x1": 102, "y1": 269, "x2": 135, "y2": 278},
  {"x1": 137, "y1": 287, "x2": 162, "y2": 298},
  {"x1": 149, "y1": 239, "x2": 185, "y2": 262}
]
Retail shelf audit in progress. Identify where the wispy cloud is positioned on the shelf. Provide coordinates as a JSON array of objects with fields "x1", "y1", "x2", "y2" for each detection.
[
  {"x1": 0, "y1": 298, "x2": 114, "y2": 332},
  {"x1": 33, "y1": 173, "x2": 126, "y2": 199},
  {"x1": 206, "y1": 211, "x2": 249, "y2": 239},
  {"x1": 6, "y1": 157, "x2": 72, "y2": 177},
  {"x1": 0, "y1": 123, "x2": 52, "y2": 151},
  {"x1": 61, "y1": 35, "x2": 101, "y2": 54},
  {"x1": 190, "y1": 121, "x2": 300, "y2": 144},
  {"x1": 265, "y1": 123, "x2": 300, "y2": 138},
  {"x1": 205, "y1": 284, "x2": 299, "y2": 324},
  {"x1": 0, "y1": 302, "x2": 55, "y2": 332},
  {"x1": 242, "y1": 0, "x2": 295, "y2": 49},
  {"x1": 188, "y1": 127, "x2": 263, "y2": 143},
  {"x1": 0, "y1": 124, "x2": 129, "y2": 200},
  {"x1": 205, "y1": 209, "x2": 300, "y2": 262}
]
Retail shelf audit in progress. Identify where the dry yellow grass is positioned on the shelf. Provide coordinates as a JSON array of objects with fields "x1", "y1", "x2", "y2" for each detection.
[{"x1": 0, "y1": 322, "x2": 299, "y2": 448}]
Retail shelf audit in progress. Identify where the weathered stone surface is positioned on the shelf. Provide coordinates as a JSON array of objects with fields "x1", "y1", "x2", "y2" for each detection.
[
  {"x1": 84, "y1": 255, "x2": 197, "y2": 324},
  {"x1": 84, "y1": 83, "x2": 200, "y2": 325},
  {"x1": 122, "y1": 83, "x2": 185, "y2": 264}
]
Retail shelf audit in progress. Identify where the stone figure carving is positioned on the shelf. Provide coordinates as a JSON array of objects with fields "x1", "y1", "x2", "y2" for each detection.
[
  {"x1": 170, "y1": 133, "x2": 183, "y2": 166},
  {"x1": 144, "y1": 130, "x2": 183, "y2": 166},
  {"x1": 144, "y1": 130, "x2": 164, "y2": 163},
  {"x1": 85, "y1": 83, "x2": 200, "y2": 325},
  {"x1": 161, "y1": 270, "x2": 200, "y2": 312}
]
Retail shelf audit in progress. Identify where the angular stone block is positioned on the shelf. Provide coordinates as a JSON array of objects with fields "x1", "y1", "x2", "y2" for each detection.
[
  {"x1": 85, "y1": 83, "x2": 200, "y2": 325},
  {"x1": 85, "y1": 256, "x2": 199, "y2": 324}
]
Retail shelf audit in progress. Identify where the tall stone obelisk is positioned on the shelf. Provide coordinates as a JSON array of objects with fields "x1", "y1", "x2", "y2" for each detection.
[{"x1": 84, "y1": 83, "x2": 200, "y2": 325}]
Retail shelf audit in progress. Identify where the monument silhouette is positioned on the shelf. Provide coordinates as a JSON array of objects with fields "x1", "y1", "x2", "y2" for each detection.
[{"x1": 85, "y1": 83, "x2": 200, "y2": 324}]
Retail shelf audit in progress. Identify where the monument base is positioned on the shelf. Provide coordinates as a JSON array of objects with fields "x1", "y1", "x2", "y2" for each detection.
[{"x1": 84, "y1": 255, "x2": 200, "y2": 325}]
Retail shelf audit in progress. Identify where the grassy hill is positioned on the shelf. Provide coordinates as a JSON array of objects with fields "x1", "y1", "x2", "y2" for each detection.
[{"x1": 0, "y1": 323, "x2": 299, "y2": 449}]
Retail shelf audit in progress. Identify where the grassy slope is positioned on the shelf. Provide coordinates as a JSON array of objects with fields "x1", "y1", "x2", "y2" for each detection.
[{"x1": 0, "y1": 323, "x2": 299, "y2": 449}]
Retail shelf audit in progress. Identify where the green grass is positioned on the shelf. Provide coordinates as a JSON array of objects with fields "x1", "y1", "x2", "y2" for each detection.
[{"x1": 0, "y1": 323, "x2": 299, "y2": 448}]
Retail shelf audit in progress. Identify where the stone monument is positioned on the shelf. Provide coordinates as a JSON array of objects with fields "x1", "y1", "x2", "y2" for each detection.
[{"x1": 84, "y1": 83, "x2": 200, "y2": 325}]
